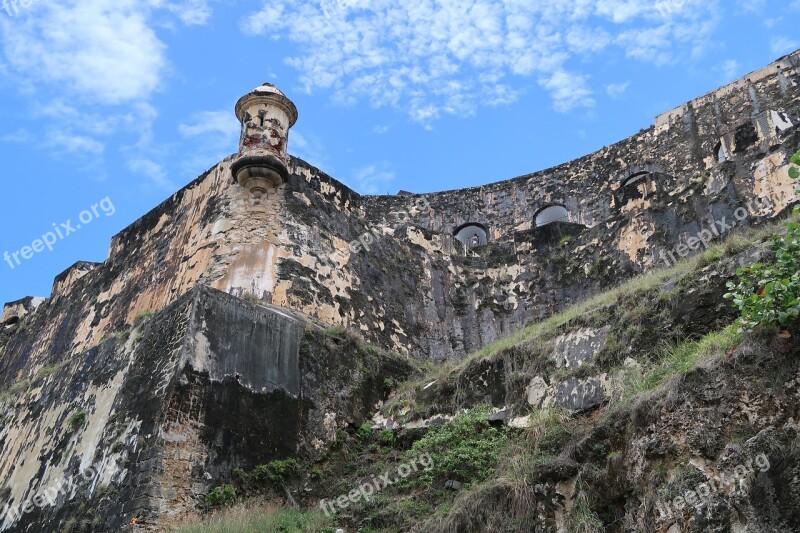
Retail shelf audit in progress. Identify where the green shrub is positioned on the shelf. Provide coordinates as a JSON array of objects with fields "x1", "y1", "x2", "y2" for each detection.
[
  {"x1": 406, "y1": 407, "x2": 509, "y2": 485},
  {"x1": 356, "y1": 422, "x2": 374, "y2": 442},
  {"x1": 232, "y1": 467, "x2": 249, "y2": 484},
  {"x1": 35, "y1": 364, "x2": 61, "y2": 380},
  {"x1": 568, "y1": 476, "x2": 603, "y2": 533},
  {"x1": 242, "y1": 292, "x2": 261, "y2": 304},
  {"x1": 725, "y1": 150, "x2": 800, "y2": 331},
  {"x1": 204, "y1": 485, "x2": 237, "y2": 508},
  {"x1": 377, "y1": 429, "x2": 397, "y2": 448},
  {"x1": 67, "y1": 410, "x2": 87, "y2": 430},
  {"x1": 252, "y1": 459, "x2": 300, "y2": 490}
]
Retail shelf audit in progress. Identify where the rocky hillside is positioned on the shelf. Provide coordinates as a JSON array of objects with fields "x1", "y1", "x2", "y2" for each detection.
[{"x1": 171, "y1": 216, "x2": 800, "y2": 533}]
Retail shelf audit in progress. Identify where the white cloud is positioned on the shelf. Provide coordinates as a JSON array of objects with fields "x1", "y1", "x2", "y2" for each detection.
[
  {"x1": 771, "y1": 37, "x2": 800, "y2": 57},
  {"x1": 372, "y1": 125, "x2": 390, "y2": 134},
  {"x1": 165, "y1": 0, "x2": 212, "y2": 26},
  {"x1": 737, "y1": 0, "x2": 766, "y2": 13},
  {"x1": 128, "y1": 158, "x2": 175, "y2": 191},
  {"x1": 179, "y1": 111, "x2": 240, "y2": 138},
  {"x1": 2, "y1": 125, "x2": 105, "y2": 155},
  {"x1": 0, "y1": 1, "x2": 215, "y2": 190},
  {"x1": 290, "y1": 130, "x2": 330, "y2": 170},
  {"x1": 605, "y1": 81, "x2": 630, "y2": 98},
  {"x1": 177, "y1": 110, "x2": 240, "y2": 175},
  {"x1": 566, "y1": 26, "x2": 612, "y2": 54},
  {"x1": 0, "y1": 129, "x2": 31, "y2": 143},
  {"x1": 540, "y1": 70, "x2": 595, "y2": 112},
  {"x1": 243, "y1": 0, "x2": 718, "y2": 124},
  {"x1": 0, "y1": 1, "x2": 213, "y2": 105},
  {"x1": 351, "y1": 163, "x2": 396, "y2": 195},
  {"x1": 1, "y1": 1, "x2": 168, "y2": 106},
  {"x1": 719, "y1": 59, "x2": 739, "y2": 80},
  {"x1": 50, "y1": 131, "x2": 105, "y2": 155}
]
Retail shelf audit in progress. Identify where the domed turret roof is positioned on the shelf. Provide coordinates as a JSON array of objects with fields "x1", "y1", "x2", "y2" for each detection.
[
  {"x1": 235, "y1": 83, "x2": 298, "y2": 126},
  {"x1": 250, "y1": 83, "x2": 287, "y2": 97}
]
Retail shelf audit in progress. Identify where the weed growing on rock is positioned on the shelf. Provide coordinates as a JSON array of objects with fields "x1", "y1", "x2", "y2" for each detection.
[
  {"x1": 325, "y1": 324, "x2": 347, "y2": 336},
  {"x1": 252, "y1": 459, "x2": 301, "y2": 491},
  {"x1": 241, "y1": 292, "x2": 261, "y2": 304},
  {"x1": 568, "y1": 475, "x2": 604, "y2": 533},
  {"x1": 172, "y1": 504, "x2": 332, "y2": 532},
  {"x1": 66, "y1": 410, "x2": 87, "y2": 430},
  {"x1": 133, "y1": 310, "x2": 154, "y2": 327},
  {"x1": 618, "y1": 324, "x2": 741, "y2": 397}
]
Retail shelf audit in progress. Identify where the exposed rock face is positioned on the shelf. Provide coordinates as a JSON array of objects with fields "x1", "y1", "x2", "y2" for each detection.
[
  {"x1": 381, "y1": 244, "x2": 800, "y2": 533},
  {"x1": 1, "y1": 52, "x2": 800, "y2": 531}
]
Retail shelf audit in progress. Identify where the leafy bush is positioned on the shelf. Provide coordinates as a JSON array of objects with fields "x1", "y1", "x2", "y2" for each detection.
[
  {"x1": 356, "y1": 422, "x2": 374, "y2": 441},
  {"x1": 67, "y1": 410, "x2": 87, "y2": 430},
  {"x1": 725, "y1": 150, "x2": 800, "y2": 331},
  {"x1": 204, "y1": 485, "x2": 237, "y2": 508},
  {"x1": 406, "y1": 407, "x2": 509, "y2": 485},
  {"x1": 252, "y1": 459, "x2": 300, "y2": 490},
  {"x1": 377, "y1": 429, "x2": 397, "y2": 448}
]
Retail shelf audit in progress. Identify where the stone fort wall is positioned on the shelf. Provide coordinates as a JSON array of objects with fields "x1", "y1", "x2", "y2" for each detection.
[{"x1": 2, "y1": 51, "x2": 800, "y2": 376}]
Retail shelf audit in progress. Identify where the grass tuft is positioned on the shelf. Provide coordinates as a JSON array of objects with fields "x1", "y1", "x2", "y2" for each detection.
[{"x1": 169, "y1": 504, "x2": 333, "y2": 533}]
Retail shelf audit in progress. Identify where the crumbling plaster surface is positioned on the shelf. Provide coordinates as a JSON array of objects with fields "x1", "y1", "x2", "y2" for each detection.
[
  {"x1": 4, "y1": 54, "x2": 800, "y2": 375},
  {"x1": 1, "y1": 49, "x2": 800, "y2": 533}
]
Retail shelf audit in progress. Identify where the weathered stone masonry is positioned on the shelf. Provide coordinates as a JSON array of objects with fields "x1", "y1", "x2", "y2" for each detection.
[{"x1": 0, "y1": 51, "x2": 799, "y2": 531}]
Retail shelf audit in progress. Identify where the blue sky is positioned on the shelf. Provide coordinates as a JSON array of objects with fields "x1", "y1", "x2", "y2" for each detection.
[{"x1": 0, "y1": 0, "x2": 798, "y2": 305}]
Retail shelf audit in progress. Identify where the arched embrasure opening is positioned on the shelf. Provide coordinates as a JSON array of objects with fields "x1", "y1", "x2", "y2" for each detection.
[
  {"x1": 534, "y1": 205, "x2": 569, "y2": 227},
  {"x1": 453, "y1": 223, "x2": 488, "y2": 253},
  {"x1": 621, "y1": 171, "x2": 650, "y2": 188}
]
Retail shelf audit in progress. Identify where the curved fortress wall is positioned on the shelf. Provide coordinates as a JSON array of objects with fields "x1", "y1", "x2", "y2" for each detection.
[
  {"x1": 2, "y1": 51, "x2": 799, "y2": 375},
  {"x1": 0, "y1": 50, "x2": 798, "y2": 532}
]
